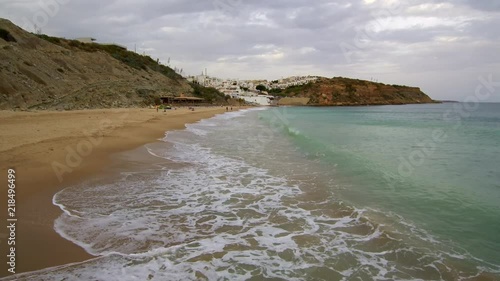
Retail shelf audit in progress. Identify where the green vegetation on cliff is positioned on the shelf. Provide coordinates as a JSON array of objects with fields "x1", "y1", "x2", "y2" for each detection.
[
  {"x1": 190, "y1": 82, "x2": 228, "y2": 104},
  {"x1": 36, "y1": 34, "x2": 182, "y2": 80},
  {"x1": 270, "y1": 82, "x2": 314, "y2": 97}
]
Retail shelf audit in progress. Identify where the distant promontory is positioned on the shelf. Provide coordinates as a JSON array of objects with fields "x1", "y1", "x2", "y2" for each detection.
[{"x1": 272, "y1": 77, "x2": 436, "y2": 106}]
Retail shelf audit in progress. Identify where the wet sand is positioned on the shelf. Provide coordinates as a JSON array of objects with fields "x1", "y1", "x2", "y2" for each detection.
[{"x1": 0, "y1": 107, "x2": 228, "y2": 276}]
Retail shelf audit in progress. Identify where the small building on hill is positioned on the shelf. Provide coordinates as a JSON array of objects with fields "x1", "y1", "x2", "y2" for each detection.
[
  {"x1": 74, "y1": 37, "x2": 127, "y2": 50},
  {"x1": 75, "y1": 37, "x2": 96, "y2": 43}
]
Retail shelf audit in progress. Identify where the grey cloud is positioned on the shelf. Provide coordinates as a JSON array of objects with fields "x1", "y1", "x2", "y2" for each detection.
[{"x1": 461, "y1": 0, "x2": 500, "y2": 12}]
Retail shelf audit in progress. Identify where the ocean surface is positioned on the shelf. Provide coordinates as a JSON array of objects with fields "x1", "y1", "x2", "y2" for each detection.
[{"x1": 11, "y1": 104, "x2": 500, "y2": 280}]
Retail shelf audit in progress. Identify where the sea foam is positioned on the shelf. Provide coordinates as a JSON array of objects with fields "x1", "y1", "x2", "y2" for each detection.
[{"x1": 8, "y1": 108, "x2": 498, "y2": 281}]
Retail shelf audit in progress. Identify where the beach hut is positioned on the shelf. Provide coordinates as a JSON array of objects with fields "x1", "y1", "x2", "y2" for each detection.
[{"x1": 160, "y1": 96, "x2": 205, "y2": 105}]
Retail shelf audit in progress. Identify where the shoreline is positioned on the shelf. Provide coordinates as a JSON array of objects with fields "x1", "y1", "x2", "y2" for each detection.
[{"x1": 0, "y1": 106, "x2": 236, "y2": 276}]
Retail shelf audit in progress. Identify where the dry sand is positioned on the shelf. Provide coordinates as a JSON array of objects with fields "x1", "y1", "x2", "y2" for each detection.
[{"x1": 0, "y1": 106, "x2": 229, "y2": 276}]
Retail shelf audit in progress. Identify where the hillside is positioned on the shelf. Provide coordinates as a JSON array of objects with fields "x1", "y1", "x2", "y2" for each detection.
[
  {"x1": 271, "y1": 77, "x2": 436, "y2": 106},
  {"x1": 0, "y1": 18, "x2": 225, "y2": 110}
]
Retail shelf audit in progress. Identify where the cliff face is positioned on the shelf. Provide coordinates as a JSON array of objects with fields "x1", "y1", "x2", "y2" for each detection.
[
  {"x1": 274, "y1": 77, "x2": 436, "y2": 106},
  {"x1": 0, "y1": 18, "x2": 193, "y2": 110}
]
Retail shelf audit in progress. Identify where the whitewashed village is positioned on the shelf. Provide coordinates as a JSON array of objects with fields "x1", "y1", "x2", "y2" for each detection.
[{"x1": 187, "y1": 74, "x2": 319, "y2": 105}]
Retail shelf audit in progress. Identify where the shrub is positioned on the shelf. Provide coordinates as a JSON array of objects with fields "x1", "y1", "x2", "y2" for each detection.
[
  {"x1": 256, "y1": 84, "x2": 267, "y2": 92},
  {"x1": 0, "y1": 28, "x2": 16, "y2": 42},
  {"x1": 190, "y1": 83, "x2": 226, "y2": 103},
  {"x1": 35, "y1": 34, "x2": 60, "y2": 44}
]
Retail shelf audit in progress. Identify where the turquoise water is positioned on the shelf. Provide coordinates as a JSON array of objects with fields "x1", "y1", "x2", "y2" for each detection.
[
  {"x1": 260, "y1": 104, "x2": 500, "y2": 264},
  {"x1": 9, "y1": 104, "x2": 500, "y2": 280}
]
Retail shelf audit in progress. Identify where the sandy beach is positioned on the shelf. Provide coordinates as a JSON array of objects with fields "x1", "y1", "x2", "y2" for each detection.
[{"x1": 0, "y1": 107, "x2": 229, "y2": 276}]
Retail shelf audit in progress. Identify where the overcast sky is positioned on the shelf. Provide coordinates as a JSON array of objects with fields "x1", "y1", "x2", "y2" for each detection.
[{"x1": 1, "y1": 0, "x2": 499, "y2": 101}]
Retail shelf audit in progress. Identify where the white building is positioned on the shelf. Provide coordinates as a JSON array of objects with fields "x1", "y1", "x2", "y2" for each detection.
[
  {"x1": 239, "y1": 94, "x2": 275, "y2": 106},
  {"x1": 75, "y1": 37, "x2": 96, "y2": 43}
]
